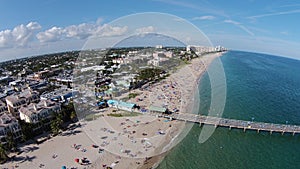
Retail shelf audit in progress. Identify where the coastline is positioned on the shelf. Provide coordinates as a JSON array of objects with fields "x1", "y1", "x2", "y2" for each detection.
[
  {"x1": 3, "y1": 52, "x2": 226, "y2": 169},
  {"x1": 146, "y1": 51, "x2": 226, "y2": 169}
]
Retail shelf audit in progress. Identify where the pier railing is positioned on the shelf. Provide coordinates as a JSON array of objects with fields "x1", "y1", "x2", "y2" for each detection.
[{"x1": 150, "y1": 112, "x2": 300, "y2": 135}]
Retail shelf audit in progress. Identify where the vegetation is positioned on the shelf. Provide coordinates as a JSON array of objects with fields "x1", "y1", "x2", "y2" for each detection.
[
  {"x1": 136, "y1": 68, "x2": 165, "y2": 81},
  {"x1": 0, "y1": 144, "x2": 8, "y2": 164},
  {"x1": 70, "y1": 111, "x2": 77, "y2": 123},
  {"x1": 5, "y1": 132, "x2": 16, "y2": 152},
  {"x1": 84, "y1": 114, "x2": 103, "y2": 121},
  {"x1": 107, "y1": 112, "x2": 141, "y2": 117},
  {"x1": 0, "y1": 51, "x2": 78, "y2": 77},
  {"x1": 107, "y1": 113, "x2": 123, "y2": 117},
  {"x1": 50, "y1": 113, "x2": 63, "y2": 135},
  {"x1": 184, "y1": 60, "x2": 191, "y2": 64},
  {"x1": 37, "y1": 84, "x2": 60, "y2": 95},
  {"x1": 19, "y1": 120, "x2": 39, "y2": 141},
  {"x1": 60, "y1": 102, "x2": 77, "y2": 123},
  {"x1": 19, "y1": 103, "x2": 77, "y2": 142},
  {"x1": 128, "y1": 93, "x2": 140, "y2": 99}
]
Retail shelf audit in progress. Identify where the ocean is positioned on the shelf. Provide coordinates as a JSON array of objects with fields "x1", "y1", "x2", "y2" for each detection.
[{"x1": 157, "y1": 51, "x2": 300, "y2": 169}]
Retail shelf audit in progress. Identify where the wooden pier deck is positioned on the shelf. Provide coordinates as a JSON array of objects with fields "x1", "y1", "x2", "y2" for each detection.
[{"x1": 153, "y1": 113, "x2": 300, "y2": 135}]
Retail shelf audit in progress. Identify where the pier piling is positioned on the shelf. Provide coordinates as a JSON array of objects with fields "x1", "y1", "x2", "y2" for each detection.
[{"x1": 157, "y1": 113, "x2": 300, "y2": 136}]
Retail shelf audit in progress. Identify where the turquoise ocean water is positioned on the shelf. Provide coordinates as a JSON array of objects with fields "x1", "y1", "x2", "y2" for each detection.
[{"x1": 157, "y1": 51, "x2": 300, "y2": 169}]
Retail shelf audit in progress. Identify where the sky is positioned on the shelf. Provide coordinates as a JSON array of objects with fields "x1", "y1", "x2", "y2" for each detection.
[{"x1": 1, "y1": 0, "x2": 300, "y2": 61}]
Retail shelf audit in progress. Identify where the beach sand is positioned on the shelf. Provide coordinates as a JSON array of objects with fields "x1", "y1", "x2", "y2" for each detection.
[{"x1": 3, "y1": 52, "x2": 225, "y2": 169}]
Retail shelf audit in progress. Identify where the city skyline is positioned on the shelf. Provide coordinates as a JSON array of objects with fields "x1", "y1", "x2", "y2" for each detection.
[{"x1": 1, "y1": 0, "x2": 300, "y2": 61}]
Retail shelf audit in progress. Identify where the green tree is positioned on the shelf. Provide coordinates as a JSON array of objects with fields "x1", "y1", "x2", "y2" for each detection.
[
  {"x1": 0, "y1": 144, "x2": 8, "y2": 163},
  {"x1": 60, "y1": 102, "x2": 75, "y2": 122},
  {"x1": 40, "y1": 117, "x2": 51, "y2": 131},
  {"x1": 19, "y1": 120, "x2": 34, "y2": 141},
  {"x1": 51, "y1": 113, "x2": 63, "y2": 135},
  {"x1": 70, "y1": 111, "x2": 77, "y2": 123},
  {"x1": 128, "y1": 93, "x2": 139, "y2": 99},
  {"x1": 137, "y1": 68, "x2": 164, "y2": 81},
  {"x1": 6, "y1": 132, "x2": 16, "y2": 152}
]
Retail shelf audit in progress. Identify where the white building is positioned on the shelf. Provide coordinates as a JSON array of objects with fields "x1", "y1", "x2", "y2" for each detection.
[
  {"x1": 107, "y1": 100, "x2": 136, "y2": 112},
  {"x1": 186, "y1": 45, "x2": 215, "y2": 54},
  {"x1": 80, "y1": 65, "x2": 106, "y2": 72},
  {"x1": 0, "y1": 113, "x2": 23, "y2": 144},
  {"x1": 6, "y1": 89, "x2": 40, "y2": 117},
  {"x1": 33, "y1": 70, "x2": 51, "y2": 80},
  {"x1": 152, "y1": 51, "x2": 173, "y2": 59},
  {"x1": 0, "y1": 101, "x2": 8, "y2": 115},
  {"x1": 155, "y1": 45, "x2": 163, "y2": 49},
  {"x1": 19, "y1": 100, "x2": 61, "y2": 124},
  {"x1": 186, "y1": 45, "x2": 226, "y2": 55},
  {"x1": 112, "y1": 58, "x2": 131, "y2": 64},
  {"x1": 128, "y1": 51, "x2": 138, "y2": 55},
  {"x1": 148, "y1": 59, "x2": 160, "y2": 67},
  {"x1": 164, "y1": 51, "x2": 173, "y2": 58}
]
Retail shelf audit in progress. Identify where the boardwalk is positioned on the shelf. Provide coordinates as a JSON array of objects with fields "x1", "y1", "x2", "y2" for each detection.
[{"x1": 152, "y1": 113, "x2": 300, "y2": 135}]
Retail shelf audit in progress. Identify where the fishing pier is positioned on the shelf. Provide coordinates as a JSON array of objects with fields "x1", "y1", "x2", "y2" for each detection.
[{"x1": 156, "y1": 113, "x2": 300, "y2": 135}]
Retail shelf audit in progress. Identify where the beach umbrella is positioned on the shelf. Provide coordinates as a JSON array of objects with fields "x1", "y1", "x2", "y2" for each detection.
[
  {"x1": 62, "y1": 166, "x2": 66, "y2": 169},
  {"x1": 75, "y1": 158, "x2": 79, "y2": 163}
]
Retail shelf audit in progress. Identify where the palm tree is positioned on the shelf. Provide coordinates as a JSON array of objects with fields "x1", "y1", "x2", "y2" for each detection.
[
  {"x1": 50, "y1": 119, "x2": 60, "y2": 135},
  {"x1": 70, "y1": 111, "x2": 77, "y2": 123},
  {"x1": 0, "y1": 144, "x2": 8, "y2": 163},
  {"x1": 6, "y1": 132, "x2": 16, "y2": 152},
  {"x1": 19, "y1": 120, "x2": 34, "y2": 141},
  {"x1": 40, "y1": 117, "x2": 50, "y2": 131},
  {"x1": 51, "y1": 113, "x2": 63, "y2": 135}
]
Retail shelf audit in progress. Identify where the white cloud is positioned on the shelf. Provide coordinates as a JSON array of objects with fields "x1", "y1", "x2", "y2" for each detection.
[
  {"x1": 224, "y1": 20, "x2": 254, "y2": 36},
  {"x1": 96, "y1": 17, "x2": 103, "y2": 25},
  {"x1": 135, "y1": 26, "x2": 155, "y2": 34},
  {"x1": 209, "y1": 33, "x2": 300, "y2": 59},
  {"x1": 26, "y1": 22, "x2": 42, "y2": 30},
  {"x1": 0, "y1": 22, "x2": 41, "y2": 48},
  {"x1": 280, "y1": 31, "x2": 289, "y2": 35},
  {"x1": 36, "y1": 23, "x2": 128, "y2": 43},
  {"x1": 192, "y1": 15, "x2": 216, "y2": 20},
  {"x1": 0, "y1": 30, "x2": 13, "y2": 47},
  {"x1": 247, "y1": 9, "x2": 300, "y2": 19},
  {"x1": 65, "y1": 23, "x2": 95, "y2": 39},
  {"x1": 95, "y1": 24, "x2": 128, "y2": 37},
  {"x1": 154, "y1": 0, "x2": 229, "y2": 18},
  {"x1": 36, "y1": 26, "x2": 64, "y2": 42},
  {"x1": 224, "y1": 19, "x2": 240, "y2": 25},
  {"x1": 0, "y1": 19, "x2": 129, "y2": 48},
  {"x1": 172, "y1": 18, "x2": 186, "y2": 22}
]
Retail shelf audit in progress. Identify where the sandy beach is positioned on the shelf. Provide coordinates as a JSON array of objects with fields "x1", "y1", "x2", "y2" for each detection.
[{"x1": 2, "y1": 52, "x2": 225, "y2": 169}]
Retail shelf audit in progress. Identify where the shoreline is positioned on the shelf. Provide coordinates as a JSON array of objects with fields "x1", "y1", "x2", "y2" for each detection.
[
  {"x1": 147, "y1": 51, "x2": 226, "y2": 168},
  {"x1": 3, "y1": 52, "x2": 226, "y2": 169}
]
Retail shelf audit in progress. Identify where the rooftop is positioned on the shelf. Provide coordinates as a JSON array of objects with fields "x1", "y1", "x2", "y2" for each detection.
[
  {"x1": 6, "y1": 89, "x2": 39, "y2": 103},
  {"x1": 0, "y1": 113, "x2": 17, "y2": 126},
  {"x1": 0, "y1": 101, "x2": 6, "y2": 107},
  {"x1": 107, "y1": 100, "x2": 136, "y2": 108},
  {"x1": 19, "y1": 100, "x2": 59, "y2": 117},
  {"x1": 118, "y1": 101, "x2": 136, "y2": 108},
  {"x1": 40, "y1": 88, "x2": 78, "y2": 100},
  {"x1": 149, "y1": 105, "x2": 167, "y2": 113}
]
